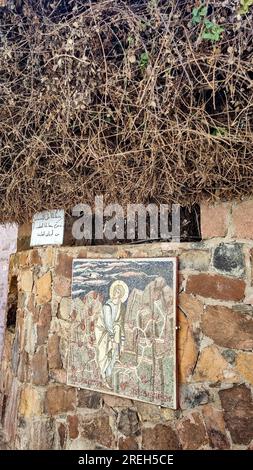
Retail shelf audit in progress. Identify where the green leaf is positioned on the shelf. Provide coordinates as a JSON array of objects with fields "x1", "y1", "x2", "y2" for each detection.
[
  {"x1": 204, "y1": 19, "x2": 215, "y2": 29},
  {"x1": 202, "y1": 20, "x2": 224, "y2": 42},
  {"x1": 127, "y1": 36, "x2": 134, "y2": 46},
  {"x1": 239, "y1": 0, "x2": 253, "y2": 15},
  {"x1": 199, "y1": 6, "x2": 208, "y2": 16},
  {"x1": 192, "y1": 5, "x2": 208, "y2": 24},
  {"x1": 211, "y1": 127, "x2": 226, "y2": 136},
  {"x1": 139, "y1": 52, "x2": 149, "y2": 69},
  {"x1": 202, "y1": 31, "x2": 215, "y2": 40},
  {"x1": 192, "y1": 4, "x2": 224, "y2": 42}
]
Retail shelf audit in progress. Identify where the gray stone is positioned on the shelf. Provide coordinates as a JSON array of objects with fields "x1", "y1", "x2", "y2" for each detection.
[
  {"x1": 213, "y1": 243, "x2": 245, "y2": 277},
  {"x1": 234, "y1": 304, "x2": 253, "y2": 316},
  {"x1": 16, "y1": 418, "x2": 30, "y2": 450},
  {"x1": 180, "y1": 250, "x2": 210, "y2": 271},
  {"x1": 0, "y1": 425, "x2": 9, "y2": 450},
  {"x1": 67, "y1": 436, "x2": 96, "y2": 450},
  {"x1": 221, "y1": 349, "x2": 236, "y2": 365},
  {"x1": 117, "y1": 409, "x2": 140, "y2": 437},
  {"x1": 180, "y1": 384, "x2": 210, "y2": 410},
  {"x1": 17, "y1": 415, "x2": 55, "y2": 450},
  {"x1": 28, "y1": 418, "x2": 55, "y2": 450},
  {"x1": 17, "y1": 417, "x2": 27, "y2": 429}
]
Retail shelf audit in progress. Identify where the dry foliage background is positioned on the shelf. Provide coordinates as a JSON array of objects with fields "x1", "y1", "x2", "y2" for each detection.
[{"x1": 0, "y1": 0, "x2": 253, "y2": 223}]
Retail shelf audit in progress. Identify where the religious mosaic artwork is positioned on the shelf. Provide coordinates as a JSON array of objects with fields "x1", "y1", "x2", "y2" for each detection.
[{"x1": 67, "y1": 258, "x2": 177, "y2": 408}]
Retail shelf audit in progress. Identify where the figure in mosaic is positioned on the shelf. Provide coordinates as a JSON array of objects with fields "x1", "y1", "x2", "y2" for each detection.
[
  {"x1": 95, "y1": 280, "x2": 129, "y2": 385},
  {"x1": 68, "y1": 258, "x2": 177, "y2": 408}
]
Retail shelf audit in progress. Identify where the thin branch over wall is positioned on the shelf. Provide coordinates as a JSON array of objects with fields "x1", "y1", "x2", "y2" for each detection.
[{"x1": 0, "y1": 1, "x2": 253, "y2": 223}]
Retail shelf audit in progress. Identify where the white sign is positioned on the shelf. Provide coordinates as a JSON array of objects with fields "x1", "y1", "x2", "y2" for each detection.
[{"x1": 30, "y1": 210, "x2": 65, "y2": 247}]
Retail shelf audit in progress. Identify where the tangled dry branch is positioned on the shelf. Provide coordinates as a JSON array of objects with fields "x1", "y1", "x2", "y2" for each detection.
[{"x1": 0, "y1": 0, "x2": 253, "y2": 223}]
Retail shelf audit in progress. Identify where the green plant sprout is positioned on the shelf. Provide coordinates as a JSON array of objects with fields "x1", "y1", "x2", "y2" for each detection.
[
  {"x1": 139, "y1": 52, "x2": 149, "y2": 69},
  {"x1": 201, "y1": 20, "x2": 224, "y2": 42},
  {"x1": 211, "y1": 127, "x2": 227, "y2": 137},
  {"x1": 192, "y1": 4, "x2": 224, "y2": 42},
  {"x1": 239, "y1": 0, "x2": 253, "y2": 15},
  {"x1": 192, "y1": 5, "x2": 208, "y2": 24},
  {"x1": 127, "y1": 36, "x2": 134, "y2": 46}
]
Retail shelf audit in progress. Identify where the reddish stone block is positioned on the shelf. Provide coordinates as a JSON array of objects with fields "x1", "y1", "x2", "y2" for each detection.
[
  {"x1": 186, "y1": 273, "x2": 245, "y2": 301},
  {"x1": 55, "y1": 253, "x2": 73, "y2": 279},
  {"x1": 27, "y1": 294, "x2": 39, "y2": 322},
  {"x1": 232, "y1": 200, "x2": 253, "y2": 239},
  {"x1": 17, "y1": 351, "x2": 30, "y2": 383},
  {"x1": 48, "y1": 335, "x2": 62, "y2": 369},
  {"x1": 45, "y1": 386, "x2": 76, "y2": 415},
  {"x1": 118, "y1": 436, "x2": 138, "y2": 450},
  {"x1": 37, "y1": 304, "x2": 52, "y2": 345},
  {"x1": 219, "y1": 385, "x2": 253, "y2": 445},
  {"x1": 54, "y1": 276, "x2": 72, "y2": 297},
  {"x1": 142, "y1": 424, "x2": 181, "y2": 450},
  {"x1": 202, "y1": 305, "x2": 253, "y2": 350},
  {"x1": 58, "y1": 423, "x2": 66, "y2": 449},
  {"x1": 202, "y1": 405, "x2": 230, "y2": 450},
  {"x1": 31, "y1": 346, "x2": 48, "y2": 386},
  {"x1": 178, "y1": 311, "x2": 198, "y2": 383},
  {"x1": 38, "y1": 303, "x2": 52, "y2": 326},
  {"x1": 179, "y1": 292, "x2": 203, "y2": 323},
  {"x1": 80, "y1": 415, "x2": 115, "y2": 448},
  {"x1": 201, "y1": 202, "x2": 231, "y2": 239},
  {"x1": 177, "y1": 412, "x2": 208, "y2": 450},
  {"x1": 67, "y1": 415, "x2": 79, "y2": 439},
  {"x1": 30, "y1": 249, "x2": 42, "y2": 266}
]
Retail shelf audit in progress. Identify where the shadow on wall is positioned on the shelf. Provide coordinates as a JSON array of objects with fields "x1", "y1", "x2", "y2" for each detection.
[
  {"x1": 0, "y1": 224, "x2": 17, "y2": 357},
  {"x1": 6, "y1": 276, "x2": 18, "y2": 334}
]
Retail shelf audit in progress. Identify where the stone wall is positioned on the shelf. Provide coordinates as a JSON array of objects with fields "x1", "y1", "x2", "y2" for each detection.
[
  {"x1": 0, "y1": 224, "x2": 17, "y2": 358},
  {"x1": 1, "y1": 201, "x2": 253, "y2": 449}
]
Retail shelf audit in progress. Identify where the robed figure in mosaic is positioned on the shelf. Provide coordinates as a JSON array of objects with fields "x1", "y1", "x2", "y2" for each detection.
[
  {"x1": 68, "y1": 258, "x2": 177, "y2": 408},
  {"x1": 95, "y1": 280, "x2": 129, "y2": 385}
]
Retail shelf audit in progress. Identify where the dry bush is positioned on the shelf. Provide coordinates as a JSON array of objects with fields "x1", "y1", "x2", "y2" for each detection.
[{"x1": 0, "y1": 0, "x2": 253, "y2": 223}]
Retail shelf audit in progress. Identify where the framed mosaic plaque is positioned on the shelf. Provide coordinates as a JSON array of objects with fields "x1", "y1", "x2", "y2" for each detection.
[{"x1": 67, "y1": 258, "x2": 178, "y2": 408}]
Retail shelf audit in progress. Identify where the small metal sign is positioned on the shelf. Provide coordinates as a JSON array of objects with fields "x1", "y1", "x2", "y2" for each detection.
[
  {"x1": 30, "y1": 209, "x2": 65, "y2": 247},
  {"x1": 67, "y1": 257, "x2": 178, "y2": 408}
]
